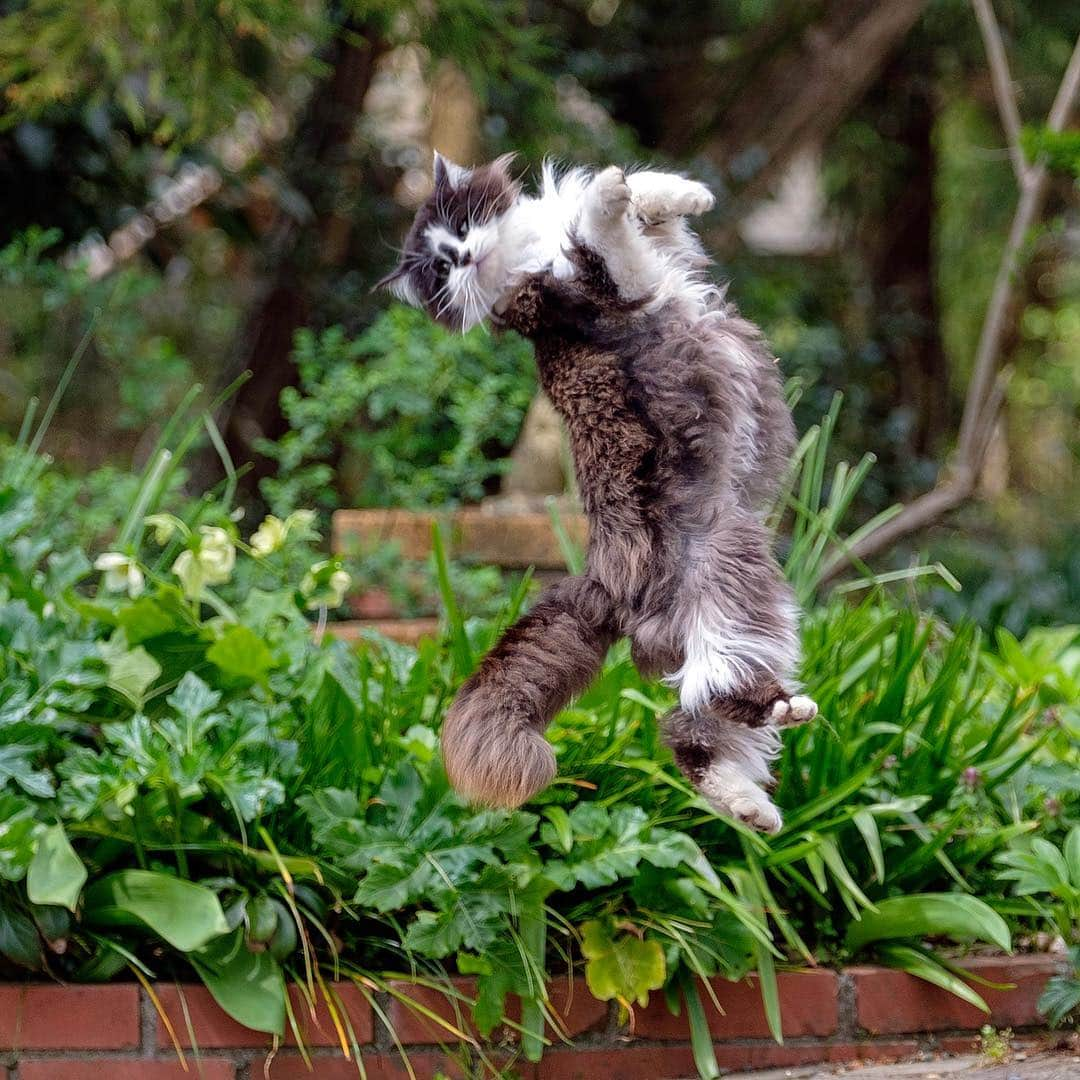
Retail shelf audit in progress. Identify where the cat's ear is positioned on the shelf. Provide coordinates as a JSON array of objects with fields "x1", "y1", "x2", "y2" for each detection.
[
  {"x1": 374, "y1": 263, "x2": 420, "y2": 307},
  {"x1": 433, "y1": 150, "x2": 469, "y2": 189},
  {"x1": 489, "y1": 151, "x2": 518, "y2": 180},
  {"x1": 483, "y1": 151, "x2": 522, "y2": 201}
]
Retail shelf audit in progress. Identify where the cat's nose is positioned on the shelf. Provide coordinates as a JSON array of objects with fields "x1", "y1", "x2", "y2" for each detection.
[{"x1": 459, "y1": 251, "x2": 472, "y2": 266}]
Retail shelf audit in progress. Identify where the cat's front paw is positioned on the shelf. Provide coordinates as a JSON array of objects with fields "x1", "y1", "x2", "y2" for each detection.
[
  {"x1": 629, "y1": 174, "x2": 715, "y2": 224},
  {"x1": 770, "y1": 694, "x2": 818, "y2": 727},
  {"x1": 588, "y1": 166, "x2": 632, "y2": 221}
]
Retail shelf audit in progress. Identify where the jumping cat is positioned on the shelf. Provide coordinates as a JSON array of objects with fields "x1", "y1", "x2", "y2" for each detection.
[{"x1": 377, "y1": 152, "x2": 817, "y2": 832}]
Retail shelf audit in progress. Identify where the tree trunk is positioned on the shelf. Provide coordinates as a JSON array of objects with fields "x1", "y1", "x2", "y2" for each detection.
[
  {"x1": 218, "y1": 18, "x2": 386, "y2": 484},
  {"x1": 863, "y1": 58, "x2": 949, "y2": 466}
]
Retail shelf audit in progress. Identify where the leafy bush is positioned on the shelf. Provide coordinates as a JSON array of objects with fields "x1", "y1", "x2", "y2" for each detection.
[
  {"x1": 996, "y1": 825, "x2": 1080, "y2": 1027},
  {"x1": 258, "y1": 308, "x2": 537, "y2": 515},
  {"x1": 1, "y1": 385, "x2": 1077, "y2": 1076}
]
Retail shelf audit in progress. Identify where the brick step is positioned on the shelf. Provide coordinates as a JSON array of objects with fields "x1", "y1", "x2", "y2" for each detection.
[
  {"x1": 1, "y1": 956, "x2": 1061, "y2": 1079},
  {"x1": 332, "y1": 508, "x2": 588, "y2": 570},
  {"x1": 324, "y1": 618, "x2": 441, "y2": 645}
]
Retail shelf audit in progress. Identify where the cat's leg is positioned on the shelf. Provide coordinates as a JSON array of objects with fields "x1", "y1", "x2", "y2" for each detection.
[
  {"x1": 659, "y1": 511, "x2": 816, "y2": 832},
  {"x1": 663, "y1": 707, "x2": 784, "y2": 833},
  {"x1": 441, "y1": 575, "x2": 617, "y2": 807},
  {"x1": 626, "y1": 171, "x2": 715, "y2": 225},
  {"x1": 574, "y1": 166, "x2": 670, "y2": 301}
]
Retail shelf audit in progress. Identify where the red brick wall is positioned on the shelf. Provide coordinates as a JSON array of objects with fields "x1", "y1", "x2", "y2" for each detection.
[{"x1": 0, "y1": 957, "x2": 1059, "y2": 1079}]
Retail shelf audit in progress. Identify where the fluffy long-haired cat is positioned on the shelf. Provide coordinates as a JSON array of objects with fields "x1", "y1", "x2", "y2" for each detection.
[{"x1": 377, "y1": 152, "x2": 817, "y2": 832}]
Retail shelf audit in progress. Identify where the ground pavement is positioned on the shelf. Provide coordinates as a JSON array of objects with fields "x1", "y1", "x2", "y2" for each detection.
[{"x1": 721, "y1": 1050, "x2": 1080, "y2": 1080}]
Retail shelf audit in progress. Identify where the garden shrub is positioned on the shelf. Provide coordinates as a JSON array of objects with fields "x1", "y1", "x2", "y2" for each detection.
[{"x1": 0, "y1": 400, "x2": 1077, "y2": 1075}]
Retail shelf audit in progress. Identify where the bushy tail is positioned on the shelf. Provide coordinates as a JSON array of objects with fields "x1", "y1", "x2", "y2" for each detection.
[
  {"x1": 439, "y1": 576, "x2": 616, "y2": 808},
  {"x1": 442, "y1": 692, "x2": 556, "y2": 808}
]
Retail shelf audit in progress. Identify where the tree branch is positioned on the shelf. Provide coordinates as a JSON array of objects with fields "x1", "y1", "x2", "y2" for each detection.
[
  {"x1": 822, "y1": 29, "x2": 1080, "y2": 583},
  {"x1": 956, "y1": 29, "x2": 1080, "y2": 464},
  {"x1": 706, "y1": 0, "x2": 928, "y2": 235},
  {"x1": 971, "y1": 0, "x2": 1029, "y2": 186}
]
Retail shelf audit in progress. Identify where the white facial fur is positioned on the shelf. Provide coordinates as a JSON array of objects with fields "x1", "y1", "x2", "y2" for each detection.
[{"x1": 422, "y1": 219, "x2": 503, "y2": 330}]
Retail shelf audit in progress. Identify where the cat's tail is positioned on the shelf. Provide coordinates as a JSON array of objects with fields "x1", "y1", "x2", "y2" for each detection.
[
  {"x1": 440, "y1": 576, "x2": 616, "y2": 808},
  {"x1": 442, "y1": 696, "x2": 557, "y2": 808}
]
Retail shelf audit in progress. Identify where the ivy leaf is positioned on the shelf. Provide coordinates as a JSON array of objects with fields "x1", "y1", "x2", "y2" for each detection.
[
  {"x1": 543, "y1": 804, "x2": 699, "y2": 891},
  {"x1": 403, "y1": 866, "x2": 520, "y2": 958},
  {"x1": 581, "y1": 919, "x2": 665, "y2": 1007},
  {"x1": 0, "y1": 744, "x2": 55, "y2": 799},
  {"x1": 167, "y1": 671, "x2": 221, "y2": 719},
  {"x1": 0, "y1": 794, "x2": 39, "y2": 880}
]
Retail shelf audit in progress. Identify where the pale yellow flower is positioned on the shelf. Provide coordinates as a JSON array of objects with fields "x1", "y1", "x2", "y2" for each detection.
[
  {"x1": 171, "y1": 549, "x2": 204, "y2": 599},
  {"x1": 197, "y1": 526, "x2": 236, "y2": 584},
  {"x1": 285, "y1": 509, "x2": 318, "y2": 535},
  {"x1": 250, "y1": 515, "x2": 287, "y2": 558},
  {"x1": 300, "y1": 560, "x2": 351, "y2": 610},
  {"x1": 95, "y1": 552, "x2": 145, "y2": 598},
  {"x1": 171, "y1": 527, "x2": 236, "y2": 599},
  {"x1": 143, "y1": 513, "x2": 186, "y2": 545}
]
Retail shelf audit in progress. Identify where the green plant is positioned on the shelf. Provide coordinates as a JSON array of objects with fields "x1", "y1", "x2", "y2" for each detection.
[
  {"x1": 978, "y1": 1024, "x2": 1013, "y2": 1063},
  {"x1": 1, "y1": 359, "x2": 1076, "y2": 1077},
  {"x1": 996, "y1": 826, "x2": 1080, "y2": 1027},
  {"x1": 258, "y1": 309, "x2": 537, "y2": 515}
]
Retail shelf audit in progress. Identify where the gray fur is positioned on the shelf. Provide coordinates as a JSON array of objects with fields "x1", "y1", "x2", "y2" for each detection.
[{"x1": 379, "y1": 161, "x2": 818, "y2": 830}]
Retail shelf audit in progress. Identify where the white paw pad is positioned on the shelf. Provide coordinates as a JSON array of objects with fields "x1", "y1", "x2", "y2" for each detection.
[{"x1": 771, "y1": 695, "x2": 818, "y2": 727}]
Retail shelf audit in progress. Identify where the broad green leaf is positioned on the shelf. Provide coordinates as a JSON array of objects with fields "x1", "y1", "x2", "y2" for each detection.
[
  {"x1": 27, "y1": 824, "x2": 86, "y2": 911},
  {"x1": 0, "y1": 902, "x2": 42, "y2": 969},
  {"x1": 581, "y1": 920, "x2": 665, "y2": 1006},
  {"x1": 1064, "y1": 826, "x2": 1080, "y2": 887},
  {"x1": 207, "y1": 625, "x2": 274, "y2": 683},
  {"x1": 845, "y1": 894, "x2": 1011, "y2": 954},
  {"x1": 1030, "y1": 838, "x2": 1071, "y2": 888},
  {"x1": 99, "y1": 636, "x2": 161, "y2": 705},
  {"x1": 84, "y1": 870, "x2": 229, "y2": 952},
  {"x1": 876, "y1": 943, "x2": 989, "y2": 1013},
  {"x1": 191, "y1": 928, "x2": 285, "y2": 1035},
  {"x1": 117, "y1": 596, "x2": 179, "y2": 644}
]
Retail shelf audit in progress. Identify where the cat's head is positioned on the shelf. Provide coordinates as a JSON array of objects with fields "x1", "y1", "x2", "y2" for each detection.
[{"x1": 376, "y1": 151, "x2": 521, "y2": 331}]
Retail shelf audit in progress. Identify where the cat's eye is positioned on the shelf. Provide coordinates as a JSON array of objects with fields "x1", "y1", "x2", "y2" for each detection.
[
  {"x1": 455, "y1": 220, "x2": 468, "y2": 239},
  {"x1": 434, "y1": 257, "x2": 450, "y2": 276}
]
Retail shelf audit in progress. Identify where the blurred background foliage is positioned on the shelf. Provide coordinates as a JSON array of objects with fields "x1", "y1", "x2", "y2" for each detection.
[{"x1": 1, "y1": 0, "x2": 1079, "y2": 636}]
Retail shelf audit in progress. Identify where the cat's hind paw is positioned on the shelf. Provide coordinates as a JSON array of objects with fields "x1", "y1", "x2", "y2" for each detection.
[{"x1": 698, "y1": 761, "x2": 784, "y2": 834}]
